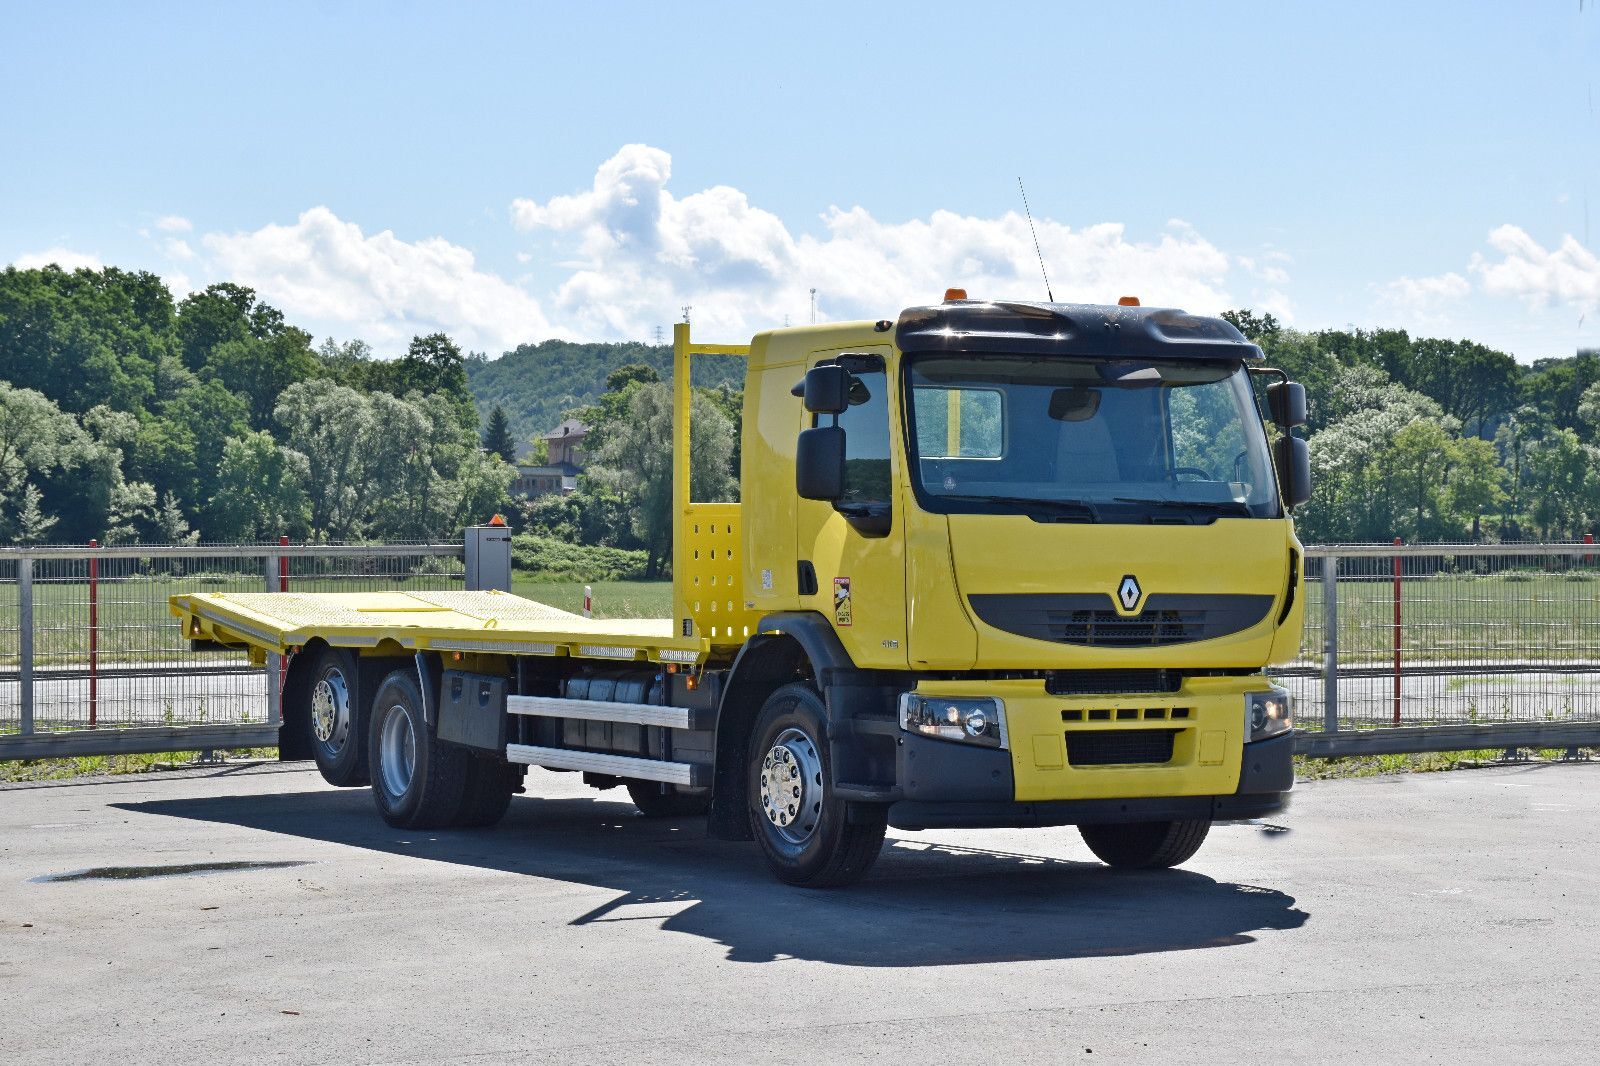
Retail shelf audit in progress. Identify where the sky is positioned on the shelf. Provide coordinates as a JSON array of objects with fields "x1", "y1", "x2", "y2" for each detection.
[{"x1": 2, "y1": 1, "x2": 1597, "y2": 361}]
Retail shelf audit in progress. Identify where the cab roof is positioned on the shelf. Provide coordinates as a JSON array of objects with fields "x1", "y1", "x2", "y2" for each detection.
[{"x1": 895, "y1": 300, "x2": 1263, "y2": 362}]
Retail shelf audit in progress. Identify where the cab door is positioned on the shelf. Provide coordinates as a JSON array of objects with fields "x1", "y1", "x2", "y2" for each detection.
[{"x1": 795, "y1": 346, "x2": 908, "y2": 669}]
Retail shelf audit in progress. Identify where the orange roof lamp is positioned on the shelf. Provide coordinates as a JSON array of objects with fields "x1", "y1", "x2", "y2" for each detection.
[
  {"x1": 488, "y1": 514, "x2": 507, "y2": 526},
  {"x1": 943, "y1": 287, "x2": 968, "y2": 302},
  {"x1": 1118, "y1": 296, "x2": 1141, "y2": 306}
]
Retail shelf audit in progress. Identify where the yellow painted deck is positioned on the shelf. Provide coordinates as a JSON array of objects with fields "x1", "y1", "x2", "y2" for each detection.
[{"x1": 169, "y1": 590, "x2": 708, "y2": 665}]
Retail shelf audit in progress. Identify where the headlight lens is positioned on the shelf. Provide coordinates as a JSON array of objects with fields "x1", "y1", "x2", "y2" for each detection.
[
  {"x1": 898, "y1": 694, "x2": 1007, "y2": 749},
  {"x1": 1245, "y1": 687, "x2": 1293, "y2": 741}
]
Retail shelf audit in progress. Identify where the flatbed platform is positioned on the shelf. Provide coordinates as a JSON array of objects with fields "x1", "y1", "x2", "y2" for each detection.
[{"x1": 169, "y1": 590, "x2": 707, "y2": 665}]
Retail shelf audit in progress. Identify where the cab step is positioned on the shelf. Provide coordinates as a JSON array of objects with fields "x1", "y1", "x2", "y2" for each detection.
[
  {"x1": 505, "y1": 744, "x2": 708, "y2": 786},
  {"x1": 506, "y1": 694, "x2": 711, "y2": 731}
]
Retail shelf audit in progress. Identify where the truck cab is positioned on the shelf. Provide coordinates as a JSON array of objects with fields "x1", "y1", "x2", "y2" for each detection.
[{"x1": 723, "y1": 296, "x2": 1307, "y2": 871}]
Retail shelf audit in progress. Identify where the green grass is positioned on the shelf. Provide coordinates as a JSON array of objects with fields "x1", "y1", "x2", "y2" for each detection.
[
  {"x1": 510, "y1": 577, "x2": 672, "y2": 619},
  {"x1": 1295, "y1": 746, "x2": 1596, "y2": 780},
  {"x1": 0, "y1": 748, "x2": 277, "y2": 783},
  {"x1": 0, "y1": 570, "x2": 466, "y2": 666},
  {"x1": 1299, "y1": 571, "x2": 1599, "y2": 665}
]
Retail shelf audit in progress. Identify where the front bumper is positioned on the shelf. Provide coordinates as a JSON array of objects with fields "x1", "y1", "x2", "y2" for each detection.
[
  {"x1": 888, "y1": 729, "x2": 1293, "y2": 830},
  {"x1": 876, "y1": 677, "x2": 1294, "y2": 830}
]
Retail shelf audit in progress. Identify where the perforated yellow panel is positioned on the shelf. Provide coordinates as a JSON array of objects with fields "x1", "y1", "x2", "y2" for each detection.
[{"x1": 676, "y1": 502, "x2": 761, "y2": 646}]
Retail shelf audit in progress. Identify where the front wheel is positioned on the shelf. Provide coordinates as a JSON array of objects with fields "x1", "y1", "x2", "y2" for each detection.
[
  {"x1": 1079, "y1": 819, "x2": 1211, "y2": 869},
  {"x1": 747, "y1": 683, "x2": 885, "y2": 887}
]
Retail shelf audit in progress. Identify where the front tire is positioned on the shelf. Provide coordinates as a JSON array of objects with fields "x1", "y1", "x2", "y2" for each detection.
[
  {"x1": 747, "y1": 683, "x2": 885, "y2": 887},
  {"x1": 1079, "y1": 819, "x2": 1211, "y2": 869},
  {"x1": 307, "y1": 647, "x2": 368, "y2": 787},
  {"x1": 367, "y1": 670, "x2": 469, "y2": 829}
]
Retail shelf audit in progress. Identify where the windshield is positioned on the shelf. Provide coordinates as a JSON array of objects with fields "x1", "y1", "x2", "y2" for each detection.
[{"x1": 904, "y1": 354, "x2": 1279, "y2": 522}]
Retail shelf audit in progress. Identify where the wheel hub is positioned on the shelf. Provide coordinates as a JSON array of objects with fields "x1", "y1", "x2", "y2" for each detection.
[
  {"x1": 378, "y1": 703, "x2": 416, "y2": 799},
  {"x1": 309, "y1": 669, "x2": 350, "y2": 748},
  {"x1": 759, "y1": 728, "x2": 824, "y2": 845}
]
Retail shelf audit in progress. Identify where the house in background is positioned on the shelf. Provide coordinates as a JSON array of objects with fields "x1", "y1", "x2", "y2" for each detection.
[{"x1": 510, "y1": 418, "x2": 589, "y2": 499}]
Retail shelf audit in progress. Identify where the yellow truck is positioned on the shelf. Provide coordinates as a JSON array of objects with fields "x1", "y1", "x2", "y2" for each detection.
[{"x1": 170, "y1": 294, "x2": 1310, "y2": 886}]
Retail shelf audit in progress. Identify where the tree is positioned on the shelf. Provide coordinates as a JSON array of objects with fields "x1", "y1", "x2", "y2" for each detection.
[
  {"x1": 483, "y1": 405, "x2": 516, "y2": 462},
  {"x1": 1220, "y1": 309, "x2": 1281, "y2": 341},
  {"x1": 588, "y1": 383, "x2": 735, "y2": 578},
  {"x1": 1523, "y1": 429, "x2": 1590, "y2": 539},
  {"x1": 209, "y1": 431, "x2": 312, "y2": 541}
]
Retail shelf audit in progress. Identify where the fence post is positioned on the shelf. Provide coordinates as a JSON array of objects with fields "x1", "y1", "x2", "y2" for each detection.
[
  {"x1": 1322, "y1": 554, "x2": 1339, "y2": 733},
  {"x1": 88, "y1": 539, "x2": 98, "y2": 728},
  {"x1": 18, "y1": 558, "x2": 33, "y2": 736},
  {"x1": 265, "y1": 546, "x2": 282, "y2": 731},
  {"x1": 1392, "y1": 537, "x2": 1403, "y2": 726}
]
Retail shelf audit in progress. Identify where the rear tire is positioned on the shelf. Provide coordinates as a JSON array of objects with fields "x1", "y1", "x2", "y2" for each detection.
[
  {"x1": 1079, "y1": 819, "x2": 1211, "y2": 869},
  {"x1": 747, "y1": 682, "x2": 885, "y2": 887},
  {"x1": 307, "y1": 646, "x2": 368, "y2": 787},
  {"x1": 454, "y1": 756, "x2": 522, "y2": 828},
  {"x1": 367, "y1": 670, "x2": 469, "y2": 829},
  {"x1": 627, "y1": 780, "x2": 711, "y2": 818}
]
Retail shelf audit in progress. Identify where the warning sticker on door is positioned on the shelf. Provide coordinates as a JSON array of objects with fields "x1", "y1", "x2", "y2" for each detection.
[{"x1": 833, "y1": 576, "x2": 853, "y2": 627}]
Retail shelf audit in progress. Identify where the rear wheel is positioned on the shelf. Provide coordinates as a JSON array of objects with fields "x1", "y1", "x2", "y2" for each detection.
[
  {"x1": 1079, "y1": 819, "x2": 1211, "y2": 869},
  {"x1": 367, "y1": 670, "x2": 469, "y2": 829},
  {"x1": 626, "y1": 780, "x2": 711, "y2": 818},
  {"x1": 454, "y1": 756, "x2": 522, "y2": 828},
  {"x1": 307, "y1": 647, "x2": 367, "y2": 787},
  {"x1": 747, "y1": 683, "x2": 885, "y2": 887}
]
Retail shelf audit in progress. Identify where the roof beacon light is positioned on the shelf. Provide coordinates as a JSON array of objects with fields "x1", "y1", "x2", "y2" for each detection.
[
  {"x1": 1118, "y1": 296, "x2": 1141, "y2": 307},
  {"x1": 943, "y1": 288, "x2": 968, "y2": 302},
  {"x1": 488, "y1": 514, "x2": 508, "y2": 526}
]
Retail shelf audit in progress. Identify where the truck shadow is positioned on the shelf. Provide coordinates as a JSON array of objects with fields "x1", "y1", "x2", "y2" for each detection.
[{"x1": 117, "y1": 786, "x2": 1309, "y2": 966}]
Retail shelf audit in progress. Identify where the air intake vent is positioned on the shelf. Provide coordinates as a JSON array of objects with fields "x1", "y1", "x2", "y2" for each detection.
[
  {"x1": 1065, "y1": 729, "x2": 1178, "y2": 766},
  {"x1": 1046, "y1": 670, "x2": 1182, "y2": 696}
]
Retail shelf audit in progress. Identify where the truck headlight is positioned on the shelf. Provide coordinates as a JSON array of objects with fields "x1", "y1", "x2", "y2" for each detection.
[
  {"x1": 1245, "y1": 687, "x2": 1293, "y2": 741},
  {"x1": 898, "y1": 694, "x2": 1007, "y2": 749}
]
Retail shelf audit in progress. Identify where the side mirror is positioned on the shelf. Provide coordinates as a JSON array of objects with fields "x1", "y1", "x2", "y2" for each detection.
[
  {"x1": 796, "y1": 425, "x2": 845, "y2": 500},
  {"x1": 1273, "y1": 435, "x2": 1311, "y2": 509},
  {"x1": 801, "y1": 364, "x2": 849, "y2": 415},
  {"x1": 1267, "y1": 380, "x2": 1307, "y2": 428}
]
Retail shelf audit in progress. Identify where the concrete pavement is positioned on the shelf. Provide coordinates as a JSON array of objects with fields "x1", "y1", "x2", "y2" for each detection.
[{"x1": 1, "y1": 760, "x2": 1596, "y2": 1064}]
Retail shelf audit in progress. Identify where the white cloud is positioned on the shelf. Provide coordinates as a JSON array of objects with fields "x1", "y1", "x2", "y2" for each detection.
[
  {"x1": 1470, "y1": 225, "x2": 1600, "y2": 315},
  {"x1": 1377, "y1": 271, "x2": 1472, "y2": 316},
  {"x1": 202, "y1": 207, "x2": 551, "y2": 352},
  {"x1": 10, "y1": 247, "x2": 103, "y2": 271},
  {"x1": 512, "y1": 144, "x2": 1244, "y2": 339},
  {"x1": 161, "y1": 238, "x2": 195, "y2": 261},
  {"x1": 154, "y1": 215, "x2": 192, "y2": 233}
]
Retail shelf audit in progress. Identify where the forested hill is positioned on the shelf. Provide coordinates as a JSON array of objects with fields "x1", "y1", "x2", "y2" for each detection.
[{"x1": 466, "y1": 340, "x2": 744, "y2": 447}]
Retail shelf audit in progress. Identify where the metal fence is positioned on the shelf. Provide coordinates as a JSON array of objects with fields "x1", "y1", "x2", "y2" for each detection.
[
  {"x1": 1278, "y1": 543, "x2": 1600, "y2": 757},
  {"x1": 0, "y1": 542, "x2": 463, "y2": 758},
  {"x1": 1, "y1": 540, "x2": 1597, "y2": 762}
]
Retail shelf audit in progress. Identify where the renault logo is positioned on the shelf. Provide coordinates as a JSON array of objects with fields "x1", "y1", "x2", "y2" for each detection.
[{"x1": 1117, "y1": 575, "x2": 1142, "y2": 611}]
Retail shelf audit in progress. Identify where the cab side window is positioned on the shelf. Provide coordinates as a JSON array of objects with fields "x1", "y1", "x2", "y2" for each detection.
[{"x1": 836, "y1": 364, "x2": 892, "y2": 508}]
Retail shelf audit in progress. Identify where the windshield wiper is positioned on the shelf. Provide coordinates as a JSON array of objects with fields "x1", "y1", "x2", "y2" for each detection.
[
  {"x1": 937, "y1": 494, "x2": 1100, "y2": 522},
  {"x1": 1113, "y1": 497, "x2": 1253, "y2": 517}
]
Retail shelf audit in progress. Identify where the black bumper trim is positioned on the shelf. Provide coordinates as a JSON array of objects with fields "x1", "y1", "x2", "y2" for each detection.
[{"x1": 885, "y1": 729, "x2": 1295, "y2": 830}]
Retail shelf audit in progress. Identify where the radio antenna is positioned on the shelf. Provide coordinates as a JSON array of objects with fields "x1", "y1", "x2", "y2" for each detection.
[{"x1": 1018, "y1": 176, "x2": 1055, "y2": 302}]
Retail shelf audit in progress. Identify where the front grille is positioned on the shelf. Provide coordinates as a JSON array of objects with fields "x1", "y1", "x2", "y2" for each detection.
[
  {"x1": 968, "y1": 593, "x2": 1274, "y2": 647},
  {"x1": 1046, "y1": 669, "x2": 1182, "y2": 696},
  {"x1": 1065, "y1": 728, "x2": 1178, "y2": 766},
  {"x1": 1052, "y1": 608, "x2": 1207, "y2": 647}
]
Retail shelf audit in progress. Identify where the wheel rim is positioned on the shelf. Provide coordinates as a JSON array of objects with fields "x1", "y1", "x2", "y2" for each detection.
[
  {"x1": 378, "y1": 703, "x2": 417, "y2": 799},
  {"x1": 309, "y1": 668, "x2": 350, "y2": 752},
  {"x1": 759, "y1": 727, "x2": 824, "y2": 845}
]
